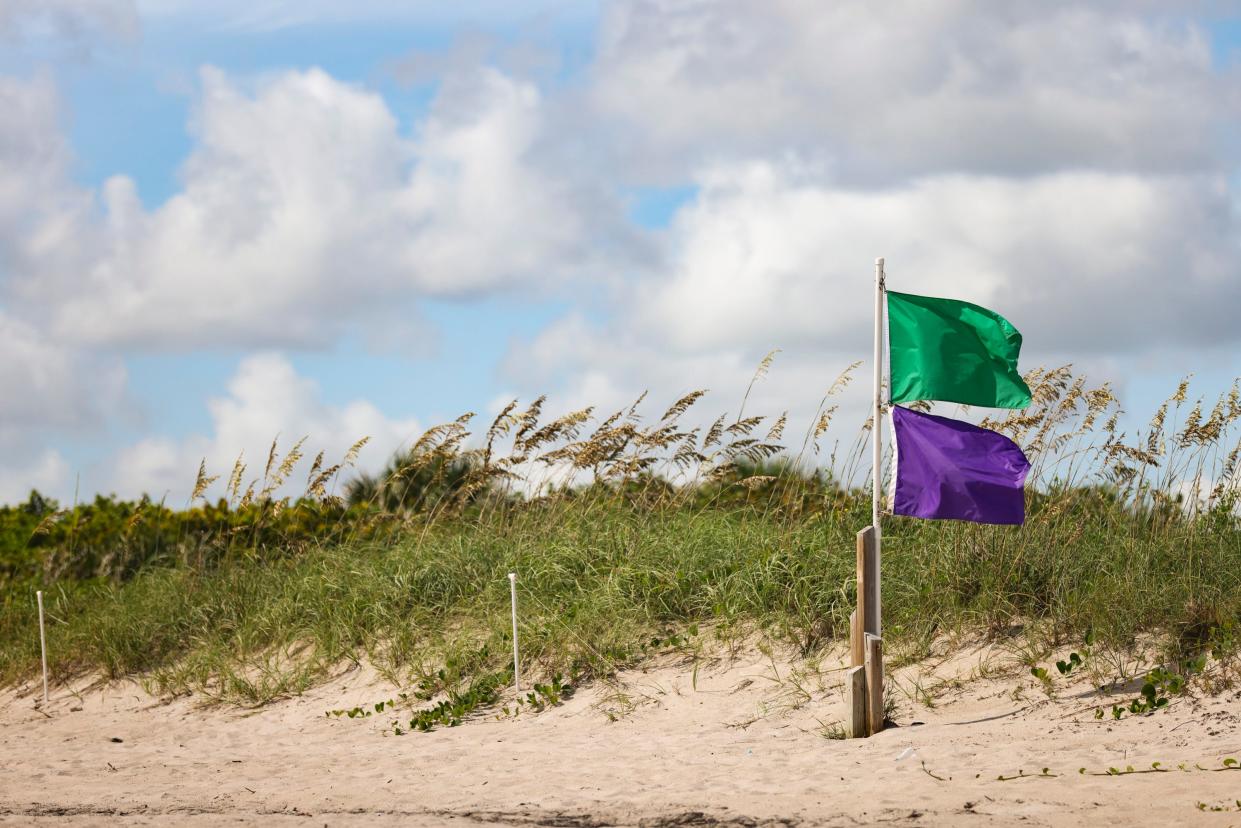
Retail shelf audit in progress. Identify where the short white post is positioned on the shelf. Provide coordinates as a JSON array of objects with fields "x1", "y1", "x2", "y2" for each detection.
[
  {"x1": 36, "y1": 590, "x2": 49, "y2": 706},
  {"x1": 508, "y1": 572, "x2": 521, "y2": 696}
]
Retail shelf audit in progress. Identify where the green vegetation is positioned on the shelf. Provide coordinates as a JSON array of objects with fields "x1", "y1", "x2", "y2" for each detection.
[
  {"x1": 992, "y1": 757, "x2": 1241, "y2": 782},
  {"x1": 0, "y1": 363, "x2": 1237, "y2": 713}
]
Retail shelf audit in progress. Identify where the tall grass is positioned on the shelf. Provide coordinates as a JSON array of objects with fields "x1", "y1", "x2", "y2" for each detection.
[{"x1": 0, "y1": 363, "x2": 1237, "y2": 705}]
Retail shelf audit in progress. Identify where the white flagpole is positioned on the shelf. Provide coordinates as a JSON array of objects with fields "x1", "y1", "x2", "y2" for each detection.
[
  {"x1": 508, "y1": 572, "x2": 521, "y2": 695},
  {"x1": 37, "y1": 590, "x2": 49, "y2": 706},
  {"x1": 872, "y1": 257, "x2": 885, "y2": 635}
]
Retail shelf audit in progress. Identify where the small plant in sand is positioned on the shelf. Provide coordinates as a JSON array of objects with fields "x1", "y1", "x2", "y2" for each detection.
[
  {"x1": 998, "y1": 757, "x2": 1241, "y2": 782},
  {"x1": 501, "y1": 673, "x2": 575, "y2": 717},
  {"x1": 395, "y1": 672, "x2": 510, "y2": 734},
  {"x1": 326, "y1": 694, "x2": 407, "y2": 719},
  {"x1": 1030, "y1": 650, "x2": 1084, "y2": 697},
  {"x1": 1094, "y1": 655, "x2": 1205, "y2": 720},
  {"x1": 1197, "y1": 800, "x2": 1241, "y2": 812},
  {"x1": 815, "y1": 719, "x2": 848, "y2": 740}
]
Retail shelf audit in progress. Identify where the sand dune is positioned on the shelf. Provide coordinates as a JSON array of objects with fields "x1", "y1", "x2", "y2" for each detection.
[{"x1": 4, "y1": 640, "x2": 1240, "y2": 826}]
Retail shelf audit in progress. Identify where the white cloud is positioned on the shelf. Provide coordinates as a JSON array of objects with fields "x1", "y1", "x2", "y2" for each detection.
[
  {"x1": 0, "y1": 74, "x2": 130, "y2": 503},
  {"x1": 395, "y1": 68, "x2": 613, "y2": 295},
  {"x1": 0, "y1": 448, "x2": 68, "y2": 505},
  {"x1": 0, "y1": 311, "x2": 126, "y2": 429},
  {"x1": 110, "y1": 352, "x2": 420, "y2": 501},
  {"x1": 0, "y1": 307, "x2": 125, "y2": 506},
  {"x1": 9, "y1": 64, "x2": 630, "y2": 349},
  {"x1": 588, "y1": 1, "x2": 1237, "y2": 183},
  {"x1": 511, "y1": 159, "x2": 1240, "y2": 384},
  {"x1": 630, "y1": 163, "x2": 1241, "y2": 356},
  {"x1": 0, "y1": 73, "x2": 95, "y2": 280}
]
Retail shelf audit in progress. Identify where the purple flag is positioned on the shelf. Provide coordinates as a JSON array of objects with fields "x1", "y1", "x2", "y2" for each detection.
[{"x1": 890, "y1": 405, "x2": 1030, "y2": 525}]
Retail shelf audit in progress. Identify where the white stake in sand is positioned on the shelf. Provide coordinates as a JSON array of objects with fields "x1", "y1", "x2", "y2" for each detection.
[
  {"x1": 508, "y1": 572, "x2": 521, "y2": 695},
  {"x1": 36, "y1": 590, "x2": 49, "y2": 706}
]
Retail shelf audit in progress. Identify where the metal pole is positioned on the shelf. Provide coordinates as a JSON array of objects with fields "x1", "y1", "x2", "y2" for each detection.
[
  {"x1": 37, "y1": 590, "x2": 49, "y2": 706},
  {"x1": 872, "y1": 257, "x2": 885, "y2": 635},
  {"x1": 508, "y1": 572, "x2": 521, "y2": 695}
]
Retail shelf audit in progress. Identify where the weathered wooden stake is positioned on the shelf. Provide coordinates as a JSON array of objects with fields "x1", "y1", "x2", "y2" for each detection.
[
  {"x1": 857, "y1": 526, "x2": 880, "y2": 638},
  {"x1": 849, "y1": 609, "x2": 863, "y2": 667},
  {"x1": 846, "y1": 526, "x2": 884, "y2": 737},
  {"x1": 844, "y1": 665, "x2": 867, "y2": 738},
  {"x1": 865, "y1": 633, "x2": 884, "y2": 736}
]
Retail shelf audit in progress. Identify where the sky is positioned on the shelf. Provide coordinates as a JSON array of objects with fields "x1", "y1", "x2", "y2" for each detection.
[{"x1": 0, "y1": 0, "x2": 1239, "y2": 506}]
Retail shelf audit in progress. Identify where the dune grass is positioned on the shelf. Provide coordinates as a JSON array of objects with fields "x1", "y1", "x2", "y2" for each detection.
[
  {"x1": 0, "y1": 363, "x2": 1238, "y2": 706},
  {"x1": 2, "y1": 486, "x2": 1238, "y2": 705}
]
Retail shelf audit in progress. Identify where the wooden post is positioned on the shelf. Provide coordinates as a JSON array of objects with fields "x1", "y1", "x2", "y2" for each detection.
[
  {"x1": 857, "y1": 527, "x2": 879, "y2": 637},
  {"x1": 849, "y1": 609, "x2": 863, "y2": 667},
  {"x1": 865, "y1": 633, "x2": 884, "y2": 735},
  {"x1": 844, "y1": 665, "x2": 867, "y2": 738},
  {"x1": 848, "y1": 526, "x2": 883, "y2": 737}
]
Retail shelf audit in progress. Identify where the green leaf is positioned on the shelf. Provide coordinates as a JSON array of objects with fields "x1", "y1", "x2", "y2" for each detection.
[{"x1": 1224, "y1": 758, "x2": 1237, "y2": 768}]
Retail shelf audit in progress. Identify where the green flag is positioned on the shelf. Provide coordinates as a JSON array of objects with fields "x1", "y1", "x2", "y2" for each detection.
[{"x1": 887, "y1": 291, "x2": 1031, "y2": 409}]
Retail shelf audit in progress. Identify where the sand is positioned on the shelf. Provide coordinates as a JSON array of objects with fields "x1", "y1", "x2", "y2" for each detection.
[{"x1": 3, "y1": 639, "x2": 1241, "y2": 827}]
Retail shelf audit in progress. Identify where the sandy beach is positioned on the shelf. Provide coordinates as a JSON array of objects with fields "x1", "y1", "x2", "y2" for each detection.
[{"x1": 4, "y1": 640, "x2": 1240, "y2": 827}]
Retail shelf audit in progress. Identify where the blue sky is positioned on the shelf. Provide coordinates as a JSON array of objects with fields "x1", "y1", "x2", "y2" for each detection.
[{"x1": 1, "y1": 1, "x2": 1238, "y2": 504}]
